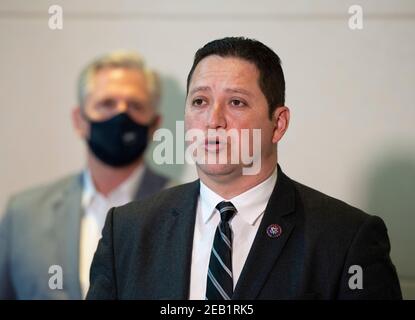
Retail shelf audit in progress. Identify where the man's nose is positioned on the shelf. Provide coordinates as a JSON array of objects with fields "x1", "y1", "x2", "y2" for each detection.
[
  {"x1": 207, "y1": 103, "x2": 226, "y2": 129},
  {"x1": 117, "y1": 100, "x2": 129, "y2": 113}
]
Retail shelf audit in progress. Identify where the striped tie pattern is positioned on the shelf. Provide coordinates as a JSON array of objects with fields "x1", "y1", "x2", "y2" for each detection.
[{"x1": 205, "y1": 201, "x2": 237, "y2": 300}]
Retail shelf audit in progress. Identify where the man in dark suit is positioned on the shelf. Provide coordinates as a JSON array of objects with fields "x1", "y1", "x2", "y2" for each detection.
[
  {"x1": 0, "y1": 51, "x2": 170, "y2": 299},
  {"x1": 87, "y1": 38, "x2": 401, "y2": 300}
]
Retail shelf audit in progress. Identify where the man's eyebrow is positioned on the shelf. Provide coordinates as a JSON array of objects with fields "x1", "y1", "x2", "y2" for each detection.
[
  {"x1": 189, "y1": 86, "x2": 211, "y2": 96},
  {"x1": 189, "y1": 86, "x2": 253, "y2": 97},
  {"x1": 224, "y1": 88, "x2": 252, "y2": 96}
]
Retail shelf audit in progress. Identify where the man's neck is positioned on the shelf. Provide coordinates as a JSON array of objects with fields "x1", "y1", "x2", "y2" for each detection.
[
  {"x1": 86, "y1": 152, "x2": 143, "y2": 197},
  {"x1": 198, "y1": 159, "x2": 278, "y2": 200}
]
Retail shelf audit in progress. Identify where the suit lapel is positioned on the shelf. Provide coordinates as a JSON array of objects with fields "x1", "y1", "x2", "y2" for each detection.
[
  {"x1": 160, "y1": 180, "x2": 200, "y2": 299},
  {"x1": 232, "y1": 166, "x2": 297, "y2": 299},
  {"x1": 53, "y1": 174, "x2": 83, "y2": 299}
]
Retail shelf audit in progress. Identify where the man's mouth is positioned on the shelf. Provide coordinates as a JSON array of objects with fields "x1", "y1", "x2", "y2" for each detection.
[{"x1": 204, "y1": 137, "x2": 226, "y2": 152}]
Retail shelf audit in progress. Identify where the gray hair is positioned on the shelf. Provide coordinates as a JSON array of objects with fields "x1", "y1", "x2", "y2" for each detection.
[{"x1": 77, "y1": 51, "x2": 161, "y2": 108}]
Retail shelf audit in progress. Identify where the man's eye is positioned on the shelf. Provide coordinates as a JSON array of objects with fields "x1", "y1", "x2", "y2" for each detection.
[
  {"x1": 192, "y1": 98, "x2": 206, "y2": 107},
  {"x1": 100, "y1": 99, "x2": 117, "y2": 109},
  {"x1": 128, "y1": 101, "x2": 144, "y2": 111},
  {"x1": 230, "y1": 99, "x2": 245, "y2": 107}
]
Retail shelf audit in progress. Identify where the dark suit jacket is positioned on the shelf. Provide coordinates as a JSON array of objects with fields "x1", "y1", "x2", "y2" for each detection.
[
  {"x1": 87, "y1": 166, "x2": 402, "y2": 300},
  {"x1": 0, "y1": 166, "x2": 168, "y2": 299}
]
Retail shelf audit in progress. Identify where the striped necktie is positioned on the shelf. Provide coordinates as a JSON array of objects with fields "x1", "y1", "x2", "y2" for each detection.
[{"x1": 206, "y1": 201, "x2": 237, "y2": 300}]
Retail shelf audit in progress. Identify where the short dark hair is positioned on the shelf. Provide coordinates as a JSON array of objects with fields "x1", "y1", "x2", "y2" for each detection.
[{"x1": 186, "y1": 37, "x2": 285, "y2": 118}]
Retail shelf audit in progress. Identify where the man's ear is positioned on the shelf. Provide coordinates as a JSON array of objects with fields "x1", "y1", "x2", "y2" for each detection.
[
  {"x1": 71, "y1": 106, "x2": 89, "y2": 139},
  {"x1": 271, "y1": 106, "x2": 290, "y2": 144}
]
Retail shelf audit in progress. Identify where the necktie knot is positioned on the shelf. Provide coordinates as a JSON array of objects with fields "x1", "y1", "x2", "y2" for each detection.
[{"x1": 216, "y1": 201, "x2": 237, "y2": 223}]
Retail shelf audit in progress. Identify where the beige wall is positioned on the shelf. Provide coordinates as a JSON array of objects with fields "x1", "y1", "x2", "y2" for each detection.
[{"x1": 0, "y1": 0, "x2": 414, "y2": 298}]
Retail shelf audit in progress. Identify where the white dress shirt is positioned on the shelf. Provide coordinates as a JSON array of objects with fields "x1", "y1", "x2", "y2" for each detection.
[
  {"x1": 189, "y1": 167, "x2": 278, "y2": 300},
  {"x1": 79, "y1": 164, "x2": 144, "y2": 298}
]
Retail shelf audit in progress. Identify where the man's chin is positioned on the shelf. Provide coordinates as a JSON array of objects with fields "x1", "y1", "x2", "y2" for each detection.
[{"x1": 196, "y1": 163, "x2": 241, "y2": 178}]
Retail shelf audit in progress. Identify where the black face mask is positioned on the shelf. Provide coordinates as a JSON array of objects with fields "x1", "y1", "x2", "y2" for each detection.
[{"x1": 86, "y1": 113, "x2": 150, "y2": 167}]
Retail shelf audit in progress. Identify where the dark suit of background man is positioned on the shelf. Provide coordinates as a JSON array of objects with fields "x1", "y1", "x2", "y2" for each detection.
[
  {"x1": 87, "y1": 38, "x2": 402, "y2": 300},
  {"x1": 0, "y1": 51, "x2": 170, "y2": 299}
]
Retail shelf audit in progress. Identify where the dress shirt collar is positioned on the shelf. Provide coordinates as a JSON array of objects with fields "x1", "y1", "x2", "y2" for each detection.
[
  {"x1": 199, "y1": 165, "x2": 278, "y2": 225},
  {"x1": 82, "y1": 163, "x2": 145, "y2": 209}
]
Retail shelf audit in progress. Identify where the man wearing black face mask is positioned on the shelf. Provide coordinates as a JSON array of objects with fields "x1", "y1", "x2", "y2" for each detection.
[
  {"x1": 0, "y1": 51, "x2": 171, "y2": 299},
  {"x1": 86, "y1": 112, "x2": 151, "y2": 167}
]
